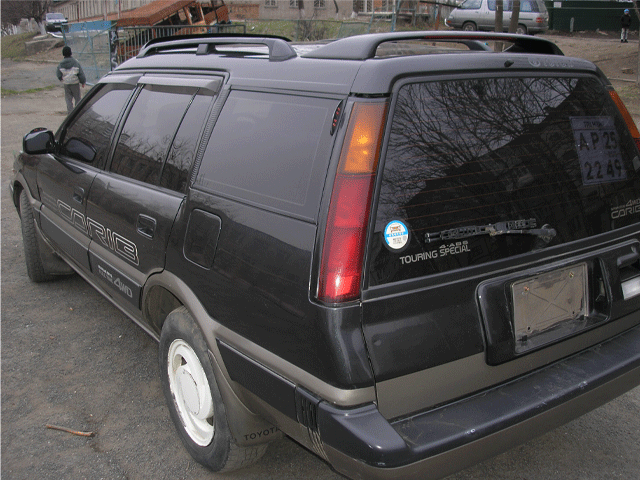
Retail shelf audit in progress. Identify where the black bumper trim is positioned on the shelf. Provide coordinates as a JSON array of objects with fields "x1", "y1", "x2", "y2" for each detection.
[{"x1": 318, "y1": 323, "x2": 640, "y2": 469}]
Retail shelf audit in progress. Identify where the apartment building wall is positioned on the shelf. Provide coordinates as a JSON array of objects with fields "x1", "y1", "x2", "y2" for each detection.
[{"x1": 54, "y1": 0, "x2": 152, "y2": 22}]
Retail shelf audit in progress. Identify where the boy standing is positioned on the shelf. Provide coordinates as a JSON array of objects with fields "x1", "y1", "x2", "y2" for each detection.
[
  {"x1": 621, "y1": 8, "x2": 632, "y2": 43},
  {"x1": 56, "y1": 46, "x2": 86, "y2": 113}
]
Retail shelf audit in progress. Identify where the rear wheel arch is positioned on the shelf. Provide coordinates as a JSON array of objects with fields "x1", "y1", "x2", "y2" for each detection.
[
  {"x1": 159, "y1": 306, "x2": 269, "y2": 471},
  {"x1": 142, "y1": 284, "x2": 183, "y2": 335},
  {"x1": 141, "y1": 274, "x2": 282, "y2": 449}
]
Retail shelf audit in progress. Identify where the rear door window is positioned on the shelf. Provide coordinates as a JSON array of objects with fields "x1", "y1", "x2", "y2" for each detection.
[
  {"x1": 110, "y1": 84, "x2": 199, "y2": 188},
  {"x1": 369, "y1": 76, "x2": 640, "y2": 286}
]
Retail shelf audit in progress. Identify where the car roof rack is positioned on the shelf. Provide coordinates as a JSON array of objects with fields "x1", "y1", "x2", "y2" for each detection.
[
  {"x1": 302, "y1": 31, "x2": 564, "y2": 60},
  {"x1": 135, "y1": 31, "x2": 563, "y2": 63},
  {"x1": 137, "y1": 33, "x2": 297, "y2": 62}
]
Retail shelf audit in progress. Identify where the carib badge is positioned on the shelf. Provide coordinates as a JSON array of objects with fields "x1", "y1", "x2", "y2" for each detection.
[{"x1": 383, "y1": 220, "x2": 410, "y2": 252}]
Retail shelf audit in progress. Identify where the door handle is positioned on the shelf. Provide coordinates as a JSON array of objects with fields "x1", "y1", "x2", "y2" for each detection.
[
  {"x1": 73, "y1": 186, "x2": 85, "y2": 204},
  {"x1": 136, "y1": 214, "x2": 156, "y2": 239}
]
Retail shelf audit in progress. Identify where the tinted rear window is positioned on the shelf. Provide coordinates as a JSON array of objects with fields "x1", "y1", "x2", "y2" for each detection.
[{"x1": 369, "y1": 76, "x2": 640, "y2": 286}]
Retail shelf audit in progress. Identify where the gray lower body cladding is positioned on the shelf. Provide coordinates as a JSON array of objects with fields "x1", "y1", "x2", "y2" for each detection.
[{"x1": 221, "y1": 318, "x2": 640, "y2": 479}]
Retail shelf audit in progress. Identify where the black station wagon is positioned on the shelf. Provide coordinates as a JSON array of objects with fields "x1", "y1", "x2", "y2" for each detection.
[{"x1": 11, "y1": 32, "x2": 640, "y2": 479}]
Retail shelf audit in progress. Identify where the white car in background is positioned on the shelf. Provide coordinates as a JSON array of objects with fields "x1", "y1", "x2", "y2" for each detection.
[{"x1": 446, "y1": 0, "x2": 549, "y2": 34}]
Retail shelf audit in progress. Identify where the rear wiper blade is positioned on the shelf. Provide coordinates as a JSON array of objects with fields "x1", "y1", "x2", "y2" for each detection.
[{"x1": 425, "y1": 219, "x2": 556, "y2": 243}]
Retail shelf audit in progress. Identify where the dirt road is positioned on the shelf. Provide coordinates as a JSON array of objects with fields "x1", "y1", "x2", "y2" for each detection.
[{"x1": 2, "y1": 33, "x2": 640, "y2": 480}]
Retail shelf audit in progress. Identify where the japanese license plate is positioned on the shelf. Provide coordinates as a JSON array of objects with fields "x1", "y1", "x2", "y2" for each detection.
[
  {"x1": 511, "y1": 263, "x2": 589, "y2": 354},
  {"x1": 571, "y1": 116, "x2": 627, "y2": 185}
]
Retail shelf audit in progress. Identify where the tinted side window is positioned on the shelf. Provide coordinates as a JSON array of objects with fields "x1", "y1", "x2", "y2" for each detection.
[
  {"x1": 195, "y1": 91, "x2": 337, "y2": 220},
  {"x1": 160, "y1": 91, "x2": 214, "y2": 193},
  {"x1": 61, "y1": 83, "x2": 133, "y2": 165},
  {"x1": 520, "y1": 0, "x2": 539, "y2": 13},
  {"x1": 460, "y1": 0, "x2": 482, "y2": 9},
  {"x1": 111, "y1": 85, "x2": 197, "y2": 186}
]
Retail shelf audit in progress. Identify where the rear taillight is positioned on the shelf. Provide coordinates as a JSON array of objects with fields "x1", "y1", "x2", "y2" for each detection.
[
  {"x1": 317, "y1": 102, "x2": 388, "y2": 303},
  {"x1": 609, "y1": 89, "x2": 640, "y2": 151}
]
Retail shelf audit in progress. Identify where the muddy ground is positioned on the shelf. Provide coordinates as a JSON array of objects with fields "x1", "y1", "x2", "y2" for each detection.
[{"x1": 2, "y1": 33, "x2": 640, "y2": 480}]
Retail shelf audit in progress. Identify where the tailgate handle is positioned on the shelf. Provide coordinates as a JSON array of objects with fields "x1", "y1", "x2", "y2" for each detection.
[{"x1": 617, "y1": 252, "x2": 640, "y2": 269}]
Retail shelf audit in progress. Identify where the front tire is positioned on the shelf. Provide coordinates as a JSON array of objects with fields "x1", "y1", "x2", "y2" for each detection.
[
  {"x1": 159, "y1": 307, "x2": 267, "y2": 472},
  {"x1": 19, "y1": 190, "x2": 56, "y2": 282}
]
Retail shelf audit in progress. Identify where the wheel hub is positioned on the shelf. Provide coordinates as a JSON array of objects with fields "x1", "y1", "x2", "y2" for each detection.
[
  {"x1": 167, "y1": 338, "x2": 215, "y2": 446},
  {"x1": 176, "y1": 366, "x2": 200, "y2": 415}
]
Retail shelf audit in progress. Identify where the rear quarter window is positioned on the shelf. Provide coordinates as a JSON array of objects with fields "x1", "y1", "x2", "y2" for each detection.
[
  {"x1": 195, "y1": 90, "x2": 339, "y2": 220},
  {"x1": 369, "y1": 75, "x2": 640, "y2": 286},
  {"x1": 460, "y1": 0, "x2": 483, "y2": 9}
]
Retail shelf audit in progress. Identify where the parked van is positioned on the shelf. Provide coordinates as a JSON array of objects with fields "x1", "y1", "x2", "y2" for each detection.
[{"x1": 446, "y1": 0, "x2": 549, "y2": 34}]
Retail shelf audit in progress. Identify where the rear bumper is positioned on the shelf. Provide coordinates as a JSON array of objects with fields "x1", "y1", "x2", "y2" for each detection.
[{"x1": 319, "y1": 323, "x2": 640, "y2": 479}]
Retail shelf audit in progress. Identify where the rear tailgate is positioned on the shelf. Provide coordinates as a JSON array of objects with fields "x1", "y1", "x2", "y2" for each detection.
[{"x1": 364, "y1": 71, "x2": 640, "y2": 419}]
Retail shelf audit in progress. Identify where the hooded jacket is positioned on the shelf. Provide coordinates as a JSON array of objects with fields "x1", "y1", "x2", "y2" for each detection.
[{"x1": 56, "y1": 57, "x2": 86, "y2": 85}]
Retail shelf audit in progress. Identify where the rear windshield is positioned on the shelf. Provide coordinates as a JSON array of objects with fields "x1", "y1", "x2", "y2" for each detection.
[{"x1": 369, "y1": 75, "x2": 640, "y2": 286}]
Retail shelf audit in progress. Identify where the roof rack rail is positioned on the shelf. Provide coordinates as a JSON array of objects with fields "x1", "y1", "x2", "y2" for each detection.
[
  {"x1": 302, "y1": 31, "x2": 564, "y2": 60},
  {"x1": 137, "y1": 33, "x2": 297, "y2": 62}
]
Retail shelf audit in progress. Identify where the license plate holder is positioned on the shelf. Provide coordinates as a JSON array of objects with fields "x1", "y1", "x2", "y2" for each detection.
[{"x1": 511, "y1": 263, "x2": 589, "y2": 354}]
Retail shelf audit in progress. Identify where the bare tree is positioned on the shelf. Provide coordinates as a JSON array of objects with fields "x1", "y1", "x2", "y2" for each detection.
[
  {"x1": 494, "y1": 0, "x2": 504, "y2": 51},
  {"x1": 508, "y1": 0, "x2": 521, "y2": 33},
  {"x1": 2, "y1": 0, "x2": 51, "y2": 26},
  {"x1": 633, "y1": 0, "x2": 640, "y2": 85}
]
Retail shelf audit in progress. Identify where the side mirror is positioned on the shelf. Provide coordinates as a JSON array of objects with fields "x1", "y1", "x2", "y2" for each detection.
[
  {"x1": 23, "y1": 128, "x2": 55, "y2": 155},
  {"x1": 64, "y1": 137, "x2": 97, "y2": 163}
]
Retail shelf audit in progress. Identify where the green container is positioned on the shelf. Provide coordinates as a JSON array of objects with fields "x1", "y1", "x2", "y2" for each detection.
[{"x1": 545, "y1": 1, "x2": 633, "y2": 32}]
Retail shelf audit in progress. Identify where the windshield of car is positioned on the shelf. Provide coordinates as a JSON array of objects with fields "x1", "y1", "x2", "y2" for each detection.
[
  {"x1": 46, "y1": 13, "x2": 65, "y2": 21},
  {"x1": 368, "y1": 75, "x2": 640, "y2": 286}
]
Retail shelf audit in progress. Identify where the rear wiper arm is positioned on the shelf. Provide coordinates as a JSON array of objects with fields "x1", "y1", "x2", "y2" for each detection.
[{"x1": 425, "y1": 219, "x2": 556, "y2": 243}]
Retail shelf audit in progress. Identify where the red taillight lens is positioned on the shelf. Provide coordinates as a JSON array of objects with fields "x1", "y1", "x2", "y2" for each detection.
[
  {"x1": 609, "y1": 89, "x2": 640, "y2": 151},
  {"x1": 317, "y1": 102, "x2": 388, "y2": 303}
]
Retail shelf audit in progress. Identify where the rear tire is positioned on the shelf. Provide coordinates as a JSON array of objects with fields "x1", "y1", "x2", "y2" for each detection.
[
  {"x1": 19, "y1": 190, "x2": 57, "y2": 282},
  {"x1": 159, "y1": 307, "x2": 267, "y2": 472},
  {"x1": 462, "y1": 22, "x2": 477, "y2": 31},
  {"x1": 516, "y1": 24, "x2": 528, "y2": 35}
]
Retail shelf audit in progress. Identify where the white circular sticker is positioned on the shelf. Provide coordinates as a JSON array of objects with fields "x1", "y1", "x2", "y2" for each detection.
[{"x1": 384, "y1": 220, "x2": 409, "y2": 251}]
